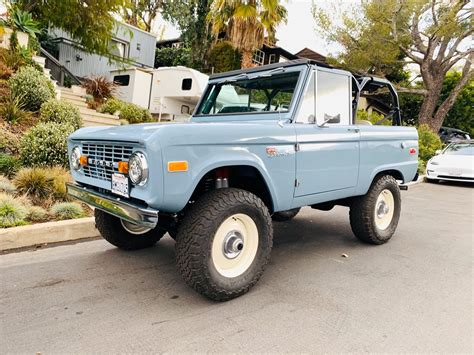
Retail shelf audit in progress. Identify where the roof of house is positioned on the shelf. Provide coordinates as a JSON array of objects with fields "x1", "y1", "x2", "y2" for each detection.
[
  {"x1": 261, "y1": 44, "x2": 298, "y2": 60},
  {"x1": 295, "y1": 48, "x2": 327, "y2": 63}
]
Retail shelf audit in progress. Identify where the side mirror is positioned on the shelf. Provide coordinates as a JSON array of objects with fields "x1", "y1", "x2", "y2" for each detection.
[
  {"x1": 318, "y1": 113, "x2": 340, "y2": 127},
  {"x1": 435, "y1": 149, "x2": 442, "y2": 155}
]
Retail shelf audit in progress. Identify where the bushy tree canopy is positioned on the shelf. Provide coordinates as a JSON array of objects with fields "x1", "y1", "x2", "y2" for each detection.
[{"x1": 16, "y1": 0, "x2": 126, "y2": 57}]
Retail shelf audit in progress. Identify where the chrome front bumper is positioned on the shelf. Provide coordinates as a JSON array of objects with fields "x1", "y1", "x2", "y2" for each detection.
[{"x1": 66, "y1": 183, "x2": 159, "y2": 228}]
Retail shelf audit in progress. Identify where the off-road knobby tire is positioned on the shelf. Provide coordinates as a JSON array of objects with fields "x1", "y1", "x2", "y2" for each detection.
[
  {"x1": 272, "y1": 208, "x2": 301, "y2": 222},
  {"x1": 349, "y1": 175, "x2": 401, "y2": 245},
  {"x1": 175, "y1": 188, "x2": 273, "y2": 301},
  {"x1": 95, "y1": 209, "x2": 165, "y2": 250}
]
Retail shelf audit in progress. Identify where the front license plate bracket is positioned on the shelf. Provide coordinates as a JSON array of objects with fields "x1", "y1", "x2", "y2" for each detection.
[{"x1": 111, "y1": 173, "x2": 129, "y2": 198}]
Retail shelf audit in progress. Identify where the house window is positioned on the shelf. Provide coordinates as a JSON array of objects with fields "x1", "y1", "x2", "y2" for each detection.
[
  {"x1": 113, "y1": 75, "x2": 130, "y2": 86},
  {"x1": 268, "y1": 54, "x2": 277, "y2": 64},
  {"x1": 252, "y1": 49, "x2": 265, "y2": 65},
  {"x1": 182, "y1": 78, "x2": 192, "y2": 90},
  {"x1": 109, "y1": 39, "x2": 128, "y2": 59}
]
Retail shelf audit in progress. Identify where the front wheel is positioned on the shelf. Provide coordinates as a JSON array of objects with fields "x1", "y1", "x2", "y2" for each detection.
[
  {"x1": 349, "y1": 175, "x2": 401, "y2": 245},
  {"x1": 95, "y1": 210, "x2": 165, "y2": 250},
  {"x1": 175, "y1": 188, "x2": 273, "y2": 301}
]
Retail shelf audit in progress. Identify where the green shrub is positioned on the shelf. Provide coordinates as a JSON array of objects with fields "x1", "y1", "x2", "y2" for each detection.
[
  {"x1": 9, "y1": 66, "x2": 55, "y2": 111},
  {"x1": 418, "y1": 124, "x2": 443, "y2": 163},
  {"x1": 0, "y1": 47, "x2": 25, "y2": 73},
  {"x1": 98, "y1": 97, "x2": 125, "y2": 115},
  {"x1": 0, "y1": 193, "x2": 28, "y2": 227},
  {"x1": 39, "y1": 99, "x2": 82, "y2": 130},
  {"x1": 0, "y1": 153, "x2": 21, "y2": 177},
  {"x1": 13, "y1": 167, "x2": 54, "y2": 204},
  {"x1": 49, "y1": 166, "x2": 72, "y2": 201},
  {"x1": 20, "y1": 123, "x2": 74, "y2": 167},
  {"x1": 154, "y1": 47, "x2": 190, "y2": 68},
  {"x1": 0, "y1": 93, "x2": 32, "y2": 124},
  {"x1": 50, "y1": 202, "x2": 85, "y2": 220},
  {"x1": 0, "y1": 175, "x2": 16, "y2": 194},
  {"x1": 208, "y1": 41, "x2": 242, "y2": 73},
  {"x1": 119, "y1": 103, "x2": 153, "y2": 124},
  {"x1": 27, "y1": 206, "x2": 48, "y2": 222},
  {"x1": 0, "y1": 127, "x2": 21, "y2": 155}
]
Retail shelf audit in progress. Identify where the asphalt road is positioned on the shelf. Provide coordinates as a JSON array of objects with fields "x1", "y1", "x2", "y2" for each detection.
[{"x1": 1, "y1": 182, "x2": 472, "y2": 353}]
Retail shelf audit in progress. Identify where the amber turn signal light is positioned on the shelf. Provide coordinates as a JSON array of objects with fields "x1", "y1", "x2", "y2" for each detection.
[
  {"x1": 79, "y1": 155, "x2": 88, "y2": 166},
  {"x1": 118, "y1": 161, "x2": 129, "y2": 174},
  {"x1": 168, "y1": 161, "x2": 188, "y2": 172}
]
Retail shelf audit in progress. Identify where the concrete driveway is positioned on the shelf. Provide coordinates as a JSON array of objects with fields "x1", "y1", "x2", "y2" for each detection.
[{"x1": 1, "y1": 182, "x2": 472, "y2": 353}]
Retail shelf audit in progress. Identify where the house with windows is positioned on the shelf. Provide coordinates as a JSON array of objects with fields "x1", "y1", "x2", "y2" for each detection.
[
  {"x1": 252, "y1": 43, "x2": 327, "y2": 67},
  {"x1": 46, "y1": 22, "x2": 157, "y2": 80}
]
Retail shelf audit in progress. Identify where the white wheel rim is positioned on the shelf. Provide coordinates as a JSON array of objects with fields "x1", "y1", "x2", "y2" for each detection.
[
  {"x1": 211, "y1": 213, "x2": 259, "y2": 278},
  {"x1": 374, "y1": 189, "x2": 395, "y2": 230},
  {"x1": 120, "y1": 220, "x2": 151, "y2": 235}
]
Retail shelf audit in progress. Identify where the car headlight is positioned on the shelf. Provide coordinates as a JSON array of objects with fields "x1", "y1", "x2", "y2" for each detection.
[
  {"x1": 70, "y1": 146, "x2": 81, "y2": 170},
  {"x1": 128, "y1": 152, "x2": 148, "y2": 186}
]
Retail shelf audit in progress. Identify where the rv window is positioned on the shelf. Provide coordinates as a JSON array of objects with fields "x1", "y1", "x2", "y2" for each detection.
[
  {"x1": 182, "y1": 78, "x2": 192, "y2": 91},
  {"x1": 114, "y1": 75, "x2": 130, "y2": 86}
]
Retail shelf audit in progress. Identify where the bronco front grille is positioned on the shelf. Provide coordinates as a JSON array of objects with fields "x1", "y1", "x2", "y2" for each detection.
[{"x1": 82, "y1": 143, "x2": 134, "y2": 181}]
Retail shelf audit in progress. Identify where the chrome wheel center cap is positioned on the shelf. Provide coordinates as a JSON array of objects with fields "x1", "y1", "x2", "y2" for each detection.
[
  {"x1": 377, "y1": 200, "x2": 390, "y2": 218},
  {"x1": 223, "y1": 231, "x2": 244, "y2": 259}
]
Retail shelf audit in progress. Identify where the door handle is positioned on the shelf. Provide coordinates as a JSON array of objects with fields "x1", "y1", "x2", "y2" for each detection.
[{"x1": 347, "y1": 128, "x2": 360, "y2": 133}]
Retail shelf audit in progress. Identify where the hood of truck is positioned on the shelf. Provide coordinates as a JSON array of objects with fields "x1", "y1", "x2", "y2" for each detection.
[
  {"x1": 68, "y1": 119, "x2": 288, "y2": 146},
  {"x1": 68, "y1": 123, "x2": 173, "y2": 144}
]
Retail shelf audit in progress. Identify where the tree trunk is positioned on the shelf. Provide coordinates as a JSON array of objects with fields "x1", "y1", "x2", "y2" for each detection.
[
  {"x1": 241, "y1": 50, "x2": 254, "y2": 69},
  {"x1": 417, "y1": 69, "x2": 444, "y2": 131},
  {"x1": 418, "y1": 90, "x2": 440, "y2": 129}
]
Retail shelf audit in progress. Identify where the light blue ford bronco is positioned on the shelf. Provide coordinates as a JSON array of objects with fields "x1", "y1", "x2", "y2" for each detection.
[{"x1": 67, "y1": 59, "x2": 418, "y2": 301}]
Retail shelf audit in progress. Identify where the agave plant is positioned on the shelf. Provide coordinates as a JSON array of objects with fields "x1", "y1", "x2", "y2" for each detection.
[{"x1": 1, "y1": 6, "x2": 41, "y2": 38}]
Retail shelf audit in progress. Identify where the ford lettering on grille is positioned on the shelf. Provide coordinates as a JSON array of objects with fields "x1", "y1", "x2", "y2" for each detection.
[{"x1": 88, "y1": 158, "x2": 116, "y2": 168}]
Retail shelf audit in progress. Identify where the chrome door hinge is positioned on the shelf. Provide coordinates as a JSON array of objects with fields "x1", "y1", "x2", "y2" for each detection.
[
  {"x1": 294, "y1": 143, "x2": 300, "y2": 151},
  {"x1": 295, "y1": 179, "x2": 300, "y2": 187}
]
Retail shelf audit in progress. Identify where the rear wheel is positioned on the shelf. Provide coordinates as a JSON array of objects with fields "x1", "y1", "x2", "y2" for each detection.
[
  {"x1": 95, "y1": 209, "x2": 165, "y2": 250},
  {"x1": 349, "y1": 175, "x2": 401, "y2": 245},
  {"x1": 272, "y1": 208, "x2": 300, "y2": 222},
  {"x1": 175, "y1": 188, "x2": 273, "y2": 301}
]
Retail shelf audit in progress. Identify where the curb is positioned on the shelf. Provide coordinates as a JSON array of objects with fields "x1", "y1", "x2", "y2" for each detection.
[{"x1": 0, "y1": 217, "x2": 99, "y2": 252}]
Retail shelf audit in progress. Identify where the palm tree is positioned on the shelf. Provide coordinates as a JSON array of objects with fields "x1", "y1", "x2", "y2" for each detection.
[{"x1": 209, "y1": 0, "x2": 287, "y2": 68}]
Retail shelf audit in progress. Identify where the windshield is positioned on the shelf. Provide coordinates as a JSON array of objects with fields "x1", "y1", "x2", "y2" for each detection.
[
  {"x1": 444, "y1": 142, "x2": 474, "y2": 156},
  {"x1": 196, "y1": 71, "x2": 300, "y2": 116}
]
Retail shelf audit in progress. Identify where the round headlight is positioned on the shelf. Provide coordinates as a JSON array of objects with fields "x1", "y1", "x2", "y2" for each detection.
[
  {"x1": 128, "y1": 152, "x2": 148, "y2": 186},
  {"x1": 71, "y1": 146, "x2": 81, "y2": 170}
]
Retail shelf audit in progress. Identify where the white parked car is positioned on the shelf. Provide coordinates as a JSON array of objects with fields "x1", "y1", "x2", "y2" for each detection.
[{"x1": 426, "y1": 140, "x2": 474, "y2": 183}]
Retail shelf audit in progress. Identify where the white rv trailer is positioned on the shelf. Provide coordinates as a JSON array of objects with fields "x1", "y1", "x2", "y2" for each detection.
[{"x1": 110, "y1": 66, "x2": 209, "y2": 121}]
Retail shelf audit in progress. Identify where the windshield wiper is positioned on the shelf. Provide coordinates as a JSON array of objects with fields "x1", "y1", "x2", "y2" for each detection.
[
  {"x1": 253, "y1": 67, "x2": 286, "y2": 79},
  {"x1": 220, "y1": 73, "x2": 249, "y2": 84}
]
